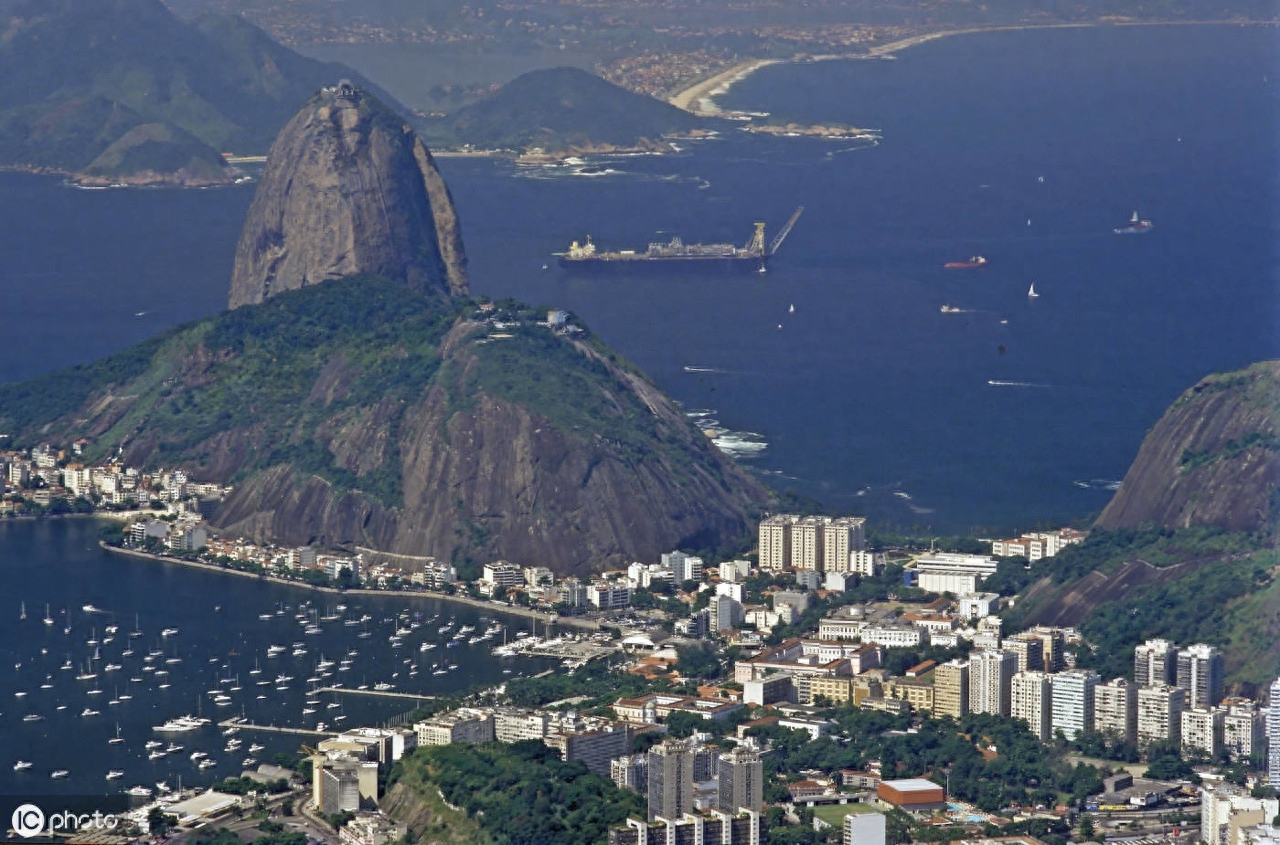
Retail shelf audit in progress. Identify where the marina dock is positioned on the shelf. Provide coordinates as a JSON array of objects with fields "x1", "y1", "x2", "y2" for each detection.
[
  {"x1": 315, "y1": 686, "x2": 435, "y2": 702},
  {"x1": 217, "y1": 718, "x2": 333, "y2": 738}
]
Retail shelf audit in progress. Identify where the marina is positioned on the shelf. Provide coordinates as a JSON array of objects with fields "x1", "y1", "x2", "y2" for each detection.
[{"x1": 0, "y1": 519, "x2": 560, "y2": 797}]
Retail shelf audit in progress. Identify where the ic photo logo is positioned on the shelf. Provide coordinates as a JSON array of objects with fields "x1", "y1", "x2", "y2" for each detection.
[
  {"x1": 9, "y1": 802, "x2": 122, "y2": 839},
  {"x1": 11, "y1": 804, "x2": 44, "y2": 838}
]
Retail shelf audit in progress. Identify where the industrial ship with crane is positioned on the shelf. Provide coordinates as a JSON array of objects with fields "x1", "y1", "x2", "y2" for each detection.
[{"x1": 555, "y1": 206, "x2": 804, "y2": 272}]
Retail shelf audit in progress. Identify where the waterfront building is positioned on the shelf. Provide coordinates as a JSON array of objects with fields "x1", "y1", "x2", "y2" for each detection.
[
  {"x1": 822, "y1": 516, "x2": 867, "y2": 572},
  {"x1": 934, "y1": 660, "x2": 969, "y2": 718},
  {"x1": 1051, "y1": 670, "x2": 1099, "y2": 741},
  {"x1": 414, "y1": 709, "x2": 494, "y2": 746},
  {"x1": 1137, "y1": 684, "x2": 1186, "y2": 747},
  {"x1": 1094, "y1": 678, "x2": 1138, "y2": 744},
  {"x1": 1134, "y1": 638, "x2": 1178, "y2": 688},
  {"x1": 969, "y1": 650, "x2": 1016, "y2": 717},
  {"x1": 718, "y1": 747, "x2": 763, "y2": 815},
  {"x1": 483, "y1": 560, "x2": 524, "y2": 589},
  {"x1": 1177, "y1": 643, "x2": 1225, "y2": 708},
  {"x1": 492, "y1": 708, "x2": 552, "y2": 743},
  {"x1": 758, "y1": 514, "x2": 797, "y2": 573},
  {"x1": 1011, "y1": 670, "x2": 1053, "y2": 741},
  {"x1": 791, "y1": 516, "x2": 825, "y2": 571}
]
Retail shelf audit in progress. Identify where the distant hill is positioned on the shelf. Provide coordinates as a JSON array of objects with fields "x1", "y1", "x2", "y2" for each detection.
[
  {"x1": 1096, "y1": 361, "x2": 1280, "y2": 533},
  {"x1": 420, "y1": 67, "x2": 708, "y2": 152},
  {"x1": 0, "y1": 0, "x2": 404, "y2": 184}
]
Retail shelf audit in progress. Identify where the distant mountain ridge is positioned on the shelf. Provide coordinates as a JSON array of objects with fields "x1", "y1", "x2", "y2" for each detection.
[
  {"x1": 420, "y1": 67, "x2": 709, "y2": 153},
  {"x1": 0, "y1": 0, "x2": 405, "y2": 184}
]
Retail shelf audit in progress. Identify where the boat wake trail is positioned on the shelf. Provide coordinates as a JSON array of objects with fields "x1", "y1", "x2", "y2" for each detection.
[
  {"x1": 684, "y1": 366, "x2": 734, "y2": 374},
  {"x1": 987, "y1": 379, "x2": 1052, "y2": 388}
]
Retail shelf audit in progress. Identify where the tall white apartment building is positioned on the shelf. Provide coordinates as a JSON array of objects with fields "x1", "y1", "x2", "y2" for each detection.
[
  {"x1": 1094, "y1": 678, "x2": 1138, "y2": 744},
  {"x1": 1011, "y1": 671, "x2": 1053, "y2": 741},
  {"x1": 1051, "y1": 670, "x2": 1099, "y2": 742},
  {"x1": 969, "y1": 650, "x2": 1017, "y2": 717}
]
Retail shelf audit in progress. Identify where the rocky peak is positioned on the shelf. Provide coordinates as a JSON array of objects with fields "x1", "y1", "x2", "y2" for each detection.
[
  {"x1": 229, "y1": 82, "x2": 468, "y2": 309},
  {"x1": 1096, "y1": 361, "x2": 1280, "y2": 533}
]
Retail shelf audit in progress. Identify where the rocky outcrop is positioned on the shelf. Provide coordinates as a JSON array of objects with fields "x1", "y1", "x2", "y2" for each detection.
[
  {"x1": 229, "y1": 83, "x2": 468, "y2": 309},
  {"x1": 1096, "y1": 361, "x2": 1280, "y2": 533},
  {"x1": 208, "y1": 320, "x2": 770, "y2": 576}
]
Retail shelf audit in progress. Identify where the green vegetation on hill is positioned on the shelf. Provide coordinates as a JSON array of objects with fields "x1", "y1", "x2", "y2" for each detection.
[
  {"x1": 0, "y1": 276, "x2": 454, "y2": 504},
  {"x1": 420, "y1": 67, "x2": 706, "y2": 152},
  {"x1": 1003, "y1": 528, "x2": 1279, "y2": 688},
  {"x1": 389, "y1": 740, "x2": 645, "y2": 845},
  {"x1": 0, "y1": 0, "x2": 403, "y2": 181}
]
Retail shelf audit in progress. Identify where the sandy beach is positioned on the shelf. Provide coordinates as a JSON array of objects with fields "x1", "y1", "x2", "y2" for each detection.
[
  {"x1": 665, "y1": 20, "x2": 1240, "y2": 117},
  {"x1": 667, "y1": 58, "x2": 781, "y2": 116}
]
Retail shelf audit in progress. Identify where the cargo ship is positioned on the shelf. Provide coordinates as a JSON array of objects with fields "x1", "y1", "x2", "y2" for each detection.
[
  {"x1": 1114, "y1": 211, "x2": 1153, "y2": 234},
  {"x1": 944, "y1": 255, "x2": 988, "y2": 269},
  {"x1": 555, "y1": 207, "x2": 803, "y2": 272}
]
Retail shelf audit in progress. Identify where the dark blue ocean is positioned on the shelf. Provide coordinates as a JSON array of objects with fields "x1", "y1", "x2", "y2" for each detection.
[{"x1": 1, "y1": 24, "x2": 1276, "y2": 534}]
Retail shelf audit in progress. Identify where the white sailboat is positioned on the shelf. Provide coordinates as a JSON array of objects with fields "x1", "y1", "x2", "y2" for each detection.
[
  {"x1": 19, "y1": 601, "x2": 26, "y2": 621},
  {"x1": 43, "y1": 604, "x2": 54, "y2": 626},
  {"x1": 1027, "y1": 283, "x2": 1039, "y2": 298}
]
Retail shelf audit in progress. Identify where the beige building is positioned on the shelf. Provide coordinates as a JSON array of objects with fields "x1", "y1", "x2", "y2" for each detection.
[
  {"x1": 1222, "y1": 699, "x2": 1263, "y2": 761},
  {"x1": 414, "y1": 709, "x2": 495, "y2": 746},
  {"x1": 1094, "y1": 677, "x2": 1138, "y2": 744},
  {"x1": 1182, "y1": 707, "x2": 1225, "y2": 757},
  {"x1": 1004, "y1": 634, "x2": 1046, "y2": 672},
  {"x1": 822, "y1": 517, "x2": 867, "y2": 572},
  {"x1": 1011, "y1": 670, "x2": 1054, "y2": 741},
  {"x1": 886, "y1": 676, "x2": 935, "y2": 713},
  {"x1": 758, "y1": 515, "x2": 796, "y2": 573},
  {"x1": 1137, "y1": 684, "x2": 1186, "y2": 747},
  {"x1": 934, "y1": 659, "x2": 969, "y2": 718}
]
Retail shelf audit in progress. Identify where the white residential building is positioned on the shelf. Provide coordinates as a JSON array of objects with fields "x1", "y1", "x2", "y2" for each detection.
[{"x1": 1051, "y1": 670, "x2": 1099, "y2": 741}]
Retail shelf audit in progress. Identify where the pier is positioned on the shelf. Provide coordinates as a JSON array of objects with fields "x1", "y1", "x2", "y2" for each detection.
[
  {"x1": 217, "y1": 718, "x2": 332, "y2": 738},
  {"x1": 315, "y1": 686, "x2": 435, "y2": 702}
]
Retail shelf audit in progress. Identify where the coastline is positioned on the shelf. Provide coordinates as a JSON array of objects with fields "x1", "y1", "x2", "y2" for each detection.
[
  {"x1": 666, "y1": 19, "x2": 1266, "y2": 117},
  {"x1": 98, "y1": 541, "x2": 599, "y2": 631}
]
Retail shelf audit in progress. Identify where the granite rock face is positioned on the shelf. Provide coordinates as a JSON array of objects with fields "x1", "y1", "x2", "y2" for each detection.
[
  {"x1": 1096, "y1": 361, "x2": 1280, "y2": 533},
  {"x1": 207, "y1": 320, "x2": 772, "y2": 576},
  {"x1": 229, "y1": 83, "x2": 468, "y2": 309}
]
